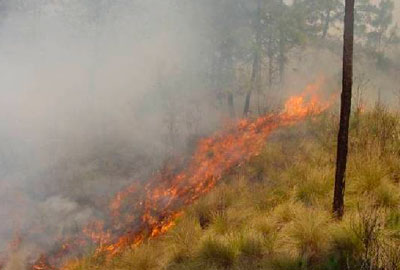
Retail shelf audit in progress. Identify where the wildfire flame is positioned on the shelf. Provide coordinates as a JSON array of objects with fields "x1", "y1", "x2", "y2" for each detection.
[{"x1": 1, "y1": 78, "x2": 335, "y2": 270}]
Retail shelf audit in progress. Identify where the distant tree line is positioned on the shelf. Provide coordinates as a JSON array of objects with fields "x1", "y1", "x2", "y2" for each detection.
[
  {"x1": 185, "y1": 0, "x2": 399, "y2": 117},
  {"x1": 0, "y1": 0, "x2": 398, "y2": 118}
]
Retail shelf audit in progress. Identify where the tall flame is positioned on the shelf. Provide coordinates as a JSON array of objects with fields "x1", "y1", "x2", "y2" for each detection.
[{"x1": 1, "y1": 78, "x2": 335, "y2": 270}]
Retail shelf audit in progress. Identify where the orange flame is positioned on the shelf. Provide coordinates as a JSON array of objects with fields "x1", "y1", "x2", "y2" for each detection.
[
  {"x1": 25, "y1": 78, "x2": 335, "y2": 270},
  {"x1": 91, "y1": 77, "x2": 335, "y2": 258}
]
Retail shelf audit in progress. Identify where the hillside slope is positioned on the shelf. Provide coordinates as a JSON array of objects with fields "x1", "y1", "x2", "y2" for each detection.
[{"x1": 65, "y1": 107, "x2": 400, "y2": 270}]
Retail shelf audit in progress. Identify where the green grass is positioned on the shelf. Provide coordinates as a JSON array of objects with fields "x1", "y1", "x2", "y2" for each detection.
[{"x1": 66, "y1": 108, "x2": 400, "y2": 270}]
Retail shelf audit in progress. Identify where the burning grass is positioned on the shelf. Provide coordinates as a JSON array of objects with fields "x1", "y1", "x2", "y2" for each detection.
[
  {"x1": 3, "y1": 80, "x2": 400, "y2": 270},
  {"x1": 62, "y1": 105, "x2": 400, "y2": 270},
  {"x1": 0, "y1": 78, "x2": 334, "y2": 270}
]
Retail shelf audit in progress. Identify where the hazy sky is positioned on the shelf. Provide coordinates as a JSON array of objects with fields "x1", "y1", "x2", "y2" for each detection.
[{"x1": 371, "y1": 0, "x2": 399, "y2": 24}]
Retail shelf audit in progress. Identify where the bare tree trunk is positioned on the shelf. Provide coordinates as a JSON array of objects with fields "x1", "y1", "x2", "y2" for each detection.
[
  {"x1": 243, "y1": 52, "x2": 259, "y2": 116},
  {"x1": 215, "y1": 57, "x2": 224, "y2": 106},
  {"x1": 267, "y1": 33, "x2": 274, "y2": 92},
  {"x1": 227, "y1": 92, "x2": 235, "y2": 118},
  {"x1": 333, "y1": 0, "x2": 355, "y2": 220},
  {"x1": 278, "y1": 31, "x2": 285, "y2": 84},
  {"x1": 277, "y1": 0, "x2": 285, "y2": 84},
  {"x1": 322, "y1": 5, "x2": 332, "y2": 39},
  {"x1": 243, "y1": 0, "x2": 262, "y2": 117}
]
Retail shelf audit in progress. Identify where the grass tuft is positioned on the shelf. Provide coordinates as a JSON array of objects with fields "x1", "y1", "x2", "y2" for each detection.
[
  {"x1": 66, "y1": 108, "x2": 400, "y2": 270},
  {"x1": 197, "y1": 237, "x2": 236, "y2": 269}
]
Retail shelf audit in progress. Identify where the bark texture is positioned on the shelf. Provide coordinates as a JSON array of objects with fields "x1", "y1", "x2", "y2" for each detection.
[{"x1": 333, "y1": 0, "x2": 355, "y2": 219}]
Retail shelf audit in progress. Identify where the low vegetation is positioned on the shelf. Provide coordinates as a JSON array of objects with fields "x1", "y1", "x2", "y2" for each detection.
[{"x1": 69, "y1": 106, "x2": 400, "y2": 270}]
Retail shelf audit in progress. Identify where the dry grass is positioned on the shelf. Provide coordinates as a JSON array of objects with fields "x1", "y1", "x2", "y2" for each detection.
[{"x1": 67, "y1": 108, "x2": 400, "y2": 270}]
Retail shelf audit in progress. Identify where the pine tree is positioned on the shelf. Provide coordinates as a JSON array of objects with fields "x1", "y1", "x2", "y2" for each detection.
[{"x1": 333, "y1": 0, "x2": 355, "y2": 219}]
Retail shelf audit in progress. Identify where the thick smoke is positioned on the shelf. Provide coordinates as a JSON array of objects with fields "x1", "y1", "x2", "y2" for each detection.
[
  {"x1": 391, "y1": 0, "x2": 399, "y2": 24},
  {"x1": 0, "y1": 0, "x2": 398, "y2": 266},
  {"x1": 0, "y1": 0, "x2": 219, "y2": 260}
]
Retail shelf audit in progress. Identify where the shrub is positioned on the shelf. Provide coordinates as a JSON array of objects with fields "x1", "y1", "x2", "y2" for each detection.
[
  {"x1": 247, "y1": 143, "x2": 287, "y2": 182},
  {"x1": 114, "y1": 244, "x2": 160, "y2": 270},
  {"x1": 270, "y1": 201, "x2": 306, "y2": 225},
  {"x1": 342, "y1": 206, "x2": 386, "y2": 270},
  {"x1": 165, "y1": 216, "x2": 202, "y2": 264},
  {"x1": 386, "y1": 210, "x2": 400, "y2": 231},
  {"x1": 330, "y1": 220, "x2": 364, "y2": 269},
  {"x1": 295, "y1": 174, "x2": 331, "y2": 206},
  {"x1": 232, "y1": 231, "x2": 265, "y2": 260},
  {"x1": 191, "y1": 185, "x2": 235, "y2": 229},
  {"x1": 197, "y1": 237, "x2": 236, "y2": 269},
  {"x1": 268, "y1": 255, "x2": 305, "y2": 270},
  {"x1": 375, "y1": 181, "x2": 400, "y2": 208},
  {"x1": 350, "y1": 156, "x2": 389, "y2": 194},
  {"x1": 283, "y1": 209, "x2": 332, "y2": 265},
  {"x1": 252, "y1": 185, "x2": 289, "y2": 212},
  {"x1": 350, "y1": 107, "x2": 400, "y2": 158},
  {"x1": 210, "y1": 212, "x2": 230, "y2": 235}
]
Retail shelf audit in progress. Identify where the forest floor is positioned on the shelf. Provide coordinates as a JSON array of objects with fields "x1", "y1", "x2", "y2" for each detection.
[{"x1": 67, "y1": 106, "x2": 400, "y2": 270}]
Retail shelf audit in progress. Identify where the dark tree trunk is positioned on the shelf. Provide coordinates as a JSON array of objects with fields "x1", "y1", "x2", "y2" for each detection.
[
  {"x1": 243, "y1": 0, "x2": 262, "y2": 117},
  {"x1": 278, "y1": 31, "x2": 285, "y2": 84},
  {"x1": 333, "y1": 0, "x2": 355, "y2": 220},
  {"x1": 278, "y1": 0, "x2": 285, "y2": 84},
  {"x1": 215, "y1": 56, "x2": 224, "y2": 106},
  {"x1": 322, "y1": 5, "x2": 332, "y2": 39},
  {"x1": 243, "y1": 92, "x2": 251, "y2": 116},
  {"x1": 267, "y1": 35, "x2": 274, "y2": 89},
  {"x1": 227, "y1": 92, "x2": 235, "y2": 118},
  {"x1": 243, "y1": 53, "x2": 258, "y2": 116}
]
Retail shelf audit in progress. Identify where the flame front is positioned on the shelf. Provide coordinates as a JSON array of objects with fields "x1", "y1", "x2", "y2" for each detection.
[{"x1": 18, "y1": 78, "x2": 335, "y2": 270}]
